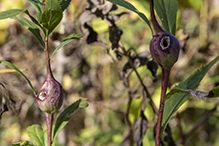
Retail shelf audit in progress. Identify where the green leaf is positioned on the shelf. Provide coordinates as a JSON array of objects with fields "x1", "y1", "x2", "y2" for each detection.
[
  {"x1": 0, "y1": 9, "x2": 24, "y2": 20},
  {"x1": 0, "y1": 60, "x2": 36, "y2": 95},
  {"x1": 27, "y1": 125, "x2": 45, "y2": 146},
  {"x1": 207, "y1": 86, "x2": 219, "y2": 98},
  {"x1": 53, "y1": 98, "x2": 88, "y2": 141},
  {"x1": 107, "y1": 0, "x2": 152, "y2": 33},
  {"x1": 44, "y1": 129, "x2": 48, "y2": 146},
  {"x1": 41, "y1": 0, "x2": 63, "y2": 37},
  {"x1": 24, "y1": 10, "x2": 43, "y2": 29},
  {"x1": 13, "y1": 17, "x2": 45, "y2": 48},
  {"x1": 26, "y1": 0, "x2": 43, "y2": 14},
  {"x1": 154, "y1": 0, "x2": 178, "y2": 34},
  {"x1": 26, "y1": 0, "x2": 43, "y2": 22},
  {"x1": 59, "y1": 0, "x2": 71, "y2": 11},
  {"x1": 162, "y1": 55, "x2": 219, "y2": 131},
  {"x1": 50, "y1": 34, "x2": 83, "y2": 58},
  {"x1": 11, "y1": 141, "x2": 34, "y2": 146}
]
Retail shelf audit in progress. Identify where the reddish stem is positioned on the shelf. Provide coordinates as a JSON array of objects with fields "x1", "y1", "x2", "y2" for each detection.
[
  {"x1": 149, "y1": 0, "x2": 164, "y2": 33},
  {"x1": 42, "y1": 0, "x2": 45, "y2": 11},
  {"x1": 155, "y1": 68, "x2": 170, "y2": 146},
  {"x1": 45, "y1": 40, "x2": 54, "y2": 79},
  {"x1": 45, "y1": 113, "x2": 53, "y2": 146}
]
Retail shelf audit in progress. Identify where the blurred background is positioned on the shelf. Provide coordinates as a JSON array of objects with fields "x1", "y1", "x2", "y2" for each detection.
[{"x1": 0, "y1": 0, "x2": 219, "y2": 145}]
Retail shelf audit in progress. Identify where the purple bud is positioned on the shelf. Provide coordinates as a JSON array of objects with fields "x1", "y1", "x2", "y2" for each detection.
[
  {"x1": 36, "y1": 53, "x2": 63, "y2": 114},
  {"x1": 36, "y1": 77, "x2": 63, "y2": 114},
  {"x1": 150, "y1": 31, "x2": 179, "y2": 69},
  {"x1": 149, "y1": 0, "x2": 180, "y2": 70}
]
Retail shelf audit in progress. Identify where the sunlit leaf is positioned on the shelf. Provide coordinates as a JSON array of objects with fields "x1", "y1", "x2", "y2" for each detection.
[
  {"x1": 0, "y1": 60, "x2": 36, "y2": 95},
  {"x1": 50, "y1": 34, "x2": 83, "y2": 58},
  {"x1": 0, "y1": 68, "x2": 26, "y2": 74},
  {"x1": 27, "y1": 125, "x2": 45, "y2": 146},
  {"x1": 13, "y1": 17, "x2": 45, "y2": 48},
  {"x1": 0, "y1": 9, "x2": 24, "y2": 20},
  {"x1": 162, "y1": 55, "x2": 219, "y2": 132},
  {"x1": 154, "y1": 0, "x2": 178, "y2": 34},
  {"x1": 107, "y1": 0, "x2": 153, "y2": 33},
  {"x1": 41, "y1": 0, "x2": 63, "y2": 37},
  {"x1": 53, "y1": 98, "x2": 88, "y2": 141},
  {"x1": 11, "y1": 141, "x2": 34, "y2": 146}
]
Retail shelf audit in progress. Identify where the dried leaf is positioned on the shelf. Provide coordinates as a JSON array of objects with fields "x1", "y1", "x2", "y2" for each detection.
[
  {"x1": 147, "y1": 60, "x2": 158, "y2": 82},
  {"x1": 109, "y1": 24, "x2": 123, "y2": 50},
  {"x1": 134, "y1": 111, "x2": 148, "y2": 146},
  {"x1": 78, "y1": 10, "x2": 99, "y2": 44},
  {"x1": 87, "y1": 0, "x2": 117, "y2": 19},
  {"x1": 188, "y1": 90, "x2": 208, "y2": 100},
  {"x1": 0, "y1": 83, "x2": 15, "y2": 124}
]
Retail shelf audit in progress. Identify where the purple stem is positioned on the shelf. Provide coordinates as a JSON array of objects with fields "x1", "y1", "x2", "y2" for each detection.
[
  {"x1": 149, "y1": 0, "x2": 164, "y2": 33},
  {"x1": 155, "y1": 68, "x2": 170, "y2": 146},
  {"x1": 45, "y1": 113, "x2": 53, "y2": 146},
  {"x1": 44, "y1": 22, "x2": 54, "y2": 146},
  {"x1": 42, "y1": 0, "x2": 45, "y2": 11},
  {"x1": 45, "y1": 40, "x2": 54, "y2": 79}
]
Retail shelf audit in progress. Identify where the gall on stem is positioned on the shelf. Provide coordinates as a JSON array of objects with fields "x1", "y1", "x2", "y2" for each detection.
[
  {"x1": 36, "y1": 40, "x2": 63, "y2": 146},
  {"x1": 36, "y1": 41, "x2": 63, "y2": 114},
  {"x1": 149, "y1": 0, "x2": 180, "y2": 145}
]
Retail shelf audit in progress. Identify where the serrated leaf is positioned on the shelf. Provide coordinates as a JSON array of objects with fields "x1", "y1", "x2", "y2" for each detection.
[
  {"x1": 50, "y1": 34, "x2": 83, "y2": 58},
  {"x1": 27, "y1": 125, "x2": 45, "y2": 146},
  {"x1": 11, "y1": 141, "x2": 34, "y2": 146},
  {"x1": 53, "y1": 98, "x2": 88, "y2": 141},
  {"x1": 0, "y1": 60, "x2": 36, "y2": 95},
  {"x1": 207, "y1": 86, "x2": 219, "y2": 98},
  {"x1": 59, "y1": 0, "x2": 71, "y2": 11},
  {"x1": 154, "y1": 0, "x2": 178, "y2": 35},
  {"x1": 13, "y1": 17, "x2": 45, "y2": 48},
  {"x1": 41, "y1": 0, "x2": 63, "y2": 37},
  {"x1": 107, "y1": 0, "x2": 152, "y2": 34},
  {"x1": 0, "y1": 9, "x2": 24, "y2": 20},
  {"x1": 162, "y1": 55, "x2": 219, "y2": 132}
]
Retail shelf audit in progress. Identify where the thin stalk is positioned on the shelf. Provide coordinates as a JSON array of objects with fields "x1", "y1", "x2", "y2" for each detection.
[
  {"x1": 156, "y1": 68, "x2": 170, "y2": 146},
  {"x1": 45, "y1": 40, "x2": 54, "y2": 79},
  {"x1": 127, "y1": 55, "x2": 158, "y2": 114},
  {"x1": 42, "y1": 0, "x2": 45, "y2": 11},
  {"x1": 45, "y1": 113, "x2": 53, "y2": 146},
  {"x1": 149, "y1": 0, "x2": 163, "y2": 34}
]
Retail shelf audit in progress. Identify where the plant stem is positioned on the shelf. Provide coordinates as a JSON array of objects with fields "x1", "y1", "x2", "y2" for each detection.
[
  {"x1": 149, "y1": 0, "x2": 163, "y2": 34},
  {"x1": 45, "y1": 113, "x2": 53, "y2": 146},
  {"x1": 155, "y1": 68, "x2": 170, "y2": 146},
  {"x1": 44, "y1": 31, "x2": 54, "y2": 146},
  {"x1": 45, "y1": 39, "x2": 54, "y2": 79}
]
